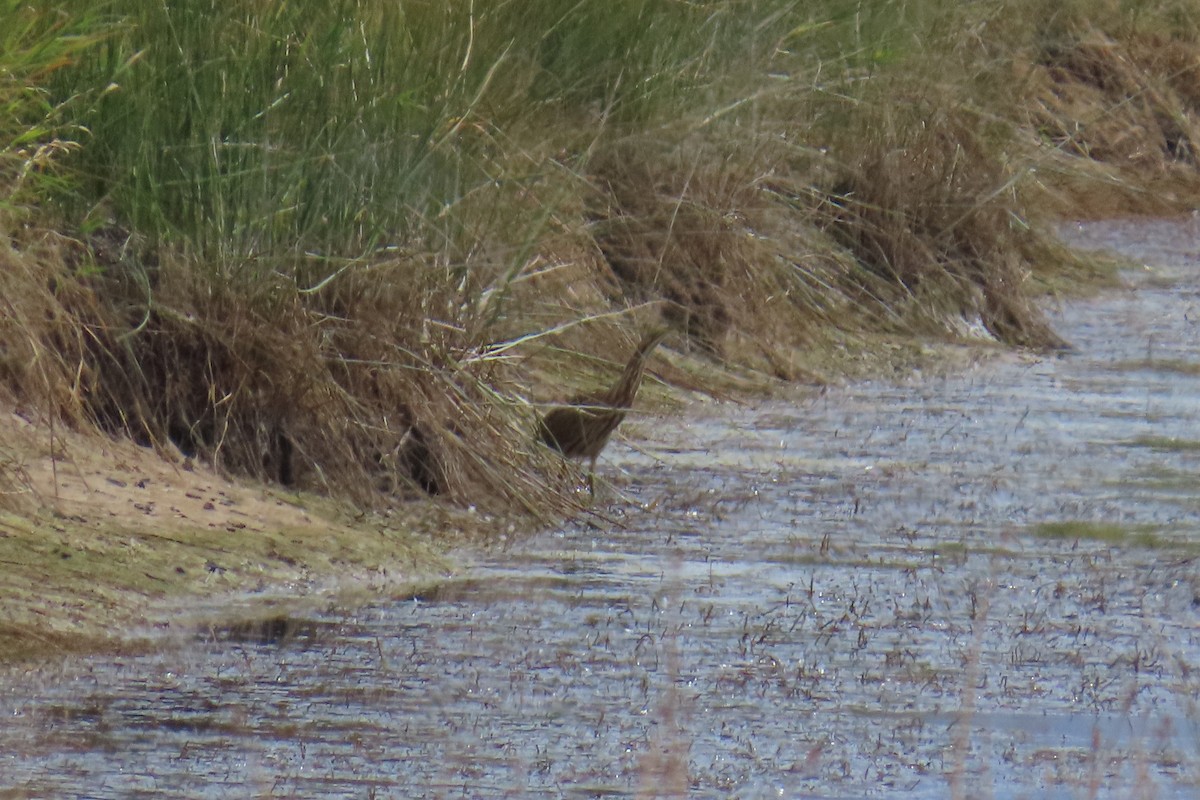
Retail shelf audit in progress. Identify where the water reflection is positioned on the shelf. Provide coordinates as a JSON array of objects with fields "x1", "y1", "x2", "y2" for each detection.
[{"x1": 2, "y1": 220, "x2": 1199, "y2": 798}]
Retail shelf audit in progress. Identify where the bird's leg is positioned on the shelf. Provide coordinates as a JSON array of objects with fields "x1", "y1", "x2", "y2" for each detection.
[{"x1": 587, "y1": 456, "x2": 598, "y2": 496}]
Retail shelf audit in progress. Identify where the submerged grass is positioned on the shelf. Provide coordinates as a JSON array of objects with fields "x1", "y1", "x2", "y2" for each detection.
[
  {"x1": 1110, "y1": 358, "x2": 1200, "y2": 377},
  {"x1": 1123, "y1": 435, "x2": 1200, "y2": 452},
  {"x1": 1032, "y1": 520, "x2": 1194, "y2": 551},
  {"x1": 4, "y1": 1, "x2": 1200, "y2": 653}
]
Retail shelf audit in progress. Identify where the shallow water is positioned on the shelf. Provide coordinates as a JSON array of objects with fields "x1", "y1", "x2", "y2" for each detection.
[{"x1": 3, "y1": 220, "x2": 1199, "y2": 799}]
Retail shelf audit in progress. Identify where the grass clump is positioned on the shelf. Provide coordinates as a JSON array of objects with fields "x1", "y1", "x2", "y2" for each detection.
[
  {"x1": 1015, "y1": 0, "x2": 1200, "y2": 214},
  {"x1": 4, "y1": 0, "x2": 1200, "y2": 521}
]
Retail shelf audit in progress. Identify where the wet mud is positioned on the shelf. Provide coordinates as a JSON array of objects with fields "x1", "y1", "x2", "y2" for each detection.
[{"x1": 1, "y1": 220, "x2": 1198, "y2": 798}]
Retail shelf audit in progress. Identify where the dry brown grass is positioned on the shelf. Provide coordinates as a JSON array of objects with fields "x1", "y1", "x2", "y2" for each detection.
[
  {"x1": 1025, "y1": 21, "x2": 1200, "y2": 215},
  {"x1": 0, "y1": 223, "x2": 582, "y2": 520},
  {"x1": 812, "y1": 100, "x2": 1071, "y2": 350}
]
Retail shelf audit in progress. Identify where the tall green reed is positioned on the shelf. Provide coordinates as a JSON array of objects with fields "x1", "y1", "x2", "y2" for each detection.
[
  {"x1": 49, "y1": 1, "x2": 816, "y2": 282},
  {"x1": 0, "y1": 2, "x2": 102, "y2": 214}
]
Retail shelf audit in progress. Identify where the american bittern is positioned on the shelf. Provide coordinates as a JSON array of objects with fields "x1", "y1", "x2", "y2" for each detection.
[{"x1": 538, "y1": 328, "x2": 669, "y2": 492}]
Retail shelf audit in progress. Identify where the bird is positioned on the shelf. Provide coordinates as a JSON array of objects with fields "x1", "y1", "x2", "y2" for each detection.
[{"x1": 538, "y1": 327, "x2": 670, "y2": 493}]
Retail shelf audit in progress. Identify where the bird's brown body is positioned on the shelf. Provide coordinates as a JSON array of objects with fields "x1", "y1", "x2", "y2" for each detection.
[{"x1": 538, "y1": 329, "x2": 669, "y2": 489}]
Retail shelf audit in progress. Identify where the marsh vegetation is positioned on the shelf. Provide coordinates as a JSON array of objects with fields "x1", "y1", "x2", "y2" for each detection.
[
  {"x1": 2, "y1": 1, "x2": 1200, "y2": 650},
  {"x1": 3, "y1": 220, "x2": 1198, "y2": 798}
]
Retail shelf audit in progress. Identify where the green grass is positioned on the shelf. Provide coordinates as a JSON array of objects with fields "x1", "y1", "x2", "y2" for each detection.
[
  {"x1": 46, "y1": 0, "x2": 815, "y2": 275},
  {"x1": 0, "y1": 2, "x2": 103, "y2": 213},
  {"x1": 1124, "y1": 435, "x2": 1200, "y2": 452},
  {"x1": 38, "y1": 0, "x2": 1067, "y2": 281},
  {"x1": 1031, "y1": 520, "x2": 1185, "y2": 549}
]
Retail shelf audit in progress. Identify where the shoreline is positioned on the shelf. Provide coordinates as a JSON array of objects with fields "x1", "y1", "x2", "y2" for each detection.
[{"x1": 0, "y1": 414, "x2": 460, "y2": 664}]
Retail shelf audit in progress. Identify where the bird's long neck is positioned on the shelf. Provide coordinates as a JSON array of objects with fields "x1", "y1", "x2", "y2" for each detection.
[{"x1": 602, "y1": 330, "x2": 667, "y2": 409}]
